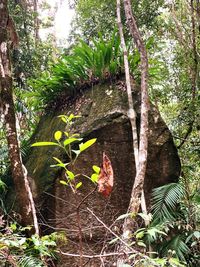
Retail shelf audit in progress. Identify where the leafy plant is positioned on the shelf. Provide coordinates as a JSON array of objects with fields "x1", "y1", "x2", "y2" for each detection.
[
  {"x1": 0, "y1": 222, "x2": 59, "y2": 266},
  {"x1": 144, "y1": 182, "x2": 200, "y2": 266},
  {"x1": 32, "y1": 114, "x2": 99, "y2": 192},
  {"x1": 151, "y1": 183, "x2": 184, "y2": 223},
  {"x1": 31, "y1": 114, "x2": 101, "y2": 266}
]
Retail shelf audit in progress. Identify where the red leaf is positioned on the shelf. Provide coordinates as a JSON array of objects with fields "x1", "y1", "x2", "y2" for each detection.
[{"x1": 97, "y1": 152, "x2": 114, "y2": 197}]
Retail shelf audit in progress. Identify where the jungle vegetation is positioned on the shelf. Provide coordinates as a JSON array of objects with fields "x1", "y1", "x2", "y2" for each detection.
[{"x1": 0, "y1": 0, "x2": 199, "y2": 266}]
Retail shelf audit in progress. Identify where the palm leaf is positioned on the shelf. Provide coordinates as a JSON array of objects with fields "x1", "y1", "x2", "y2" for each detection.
[
  {"x1": 160, "y1": 235, "x2": 190, "y2": 262},
  {"x1": 18, "y1": 255, "x2": 45, "y2": 267},
  {"x1": 151, "y1": 183, "x2": 184, "y2": 222}
]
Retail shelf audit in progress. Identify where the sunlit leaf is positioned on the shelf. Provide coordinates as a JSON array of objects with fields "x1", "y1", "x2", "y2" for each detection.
[
  {"x1": 53, "y1": 157, "x2": 63, "y2": 165},
  {"x1": 91, "y1": 173, "x2": 99, "y2": 183},
  {"x1": 76, "y1": 182, "x2": 82, "y2": 189},
  {"x1": 60, "y1": 180, "x2": 68, "y2": 186},
  {"x1": 66, "y1": 170, "x2": 75, "y2": 180},
  {"x1": 68, "y1": 114, "x2": 81, "y2": 121},
  {"x1": 63, "y1": 138, "x2": 78, "y2": 146},
  {"x1": 92, "y1": 165, "x2": 100, "y2": 174},
  {"x1": 54, "y1": 131, "x2": 62, "y2": 141},
  {"x1": 31, "y1": 142, "x2": 59, "y2": 147},
  {"x1": 79, "y1": 138, "x2": 96, "y2": 152}
]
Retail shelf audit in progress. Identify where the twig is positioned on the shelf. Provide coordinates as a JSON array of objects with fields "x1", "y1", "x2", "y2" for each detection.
[
  {"x1": 59, "y1": 250, "x2": 134, "y2": 258},
  {"x1": 87, "y1": 208, "x2": 137, "y2": 254},
  {"x1": 76, "y1": 185, "x2": 97, "y2": 267},
  {"x1": 77, "y1": 185, "x2": 97, "y2": 210}
]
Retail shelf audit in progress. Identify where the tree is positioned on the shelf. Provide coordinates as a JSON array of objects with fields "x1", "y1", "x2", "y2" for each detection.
[
  {"x1": 69, "y1": 0, "x2": 165, "y2": 43},
  {"x1": 0, "y1": 0, "x2": 39, "y2": 234},
  {"x1": 116, "y1": 0, "x2": 149, "y2": 263}
]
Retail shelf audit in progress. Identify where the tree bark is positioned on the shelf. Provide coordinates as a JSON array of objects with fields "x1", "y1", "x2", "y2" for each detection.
[
  {"x1": 33, "y1": 0, "x2": 40, "y2": 46},
  {"x1": 116, "y1": 0, "x2": 149, "y2": 264},
  {"x1": 0, "y1": 0, "x2": 39, "y2": 234},
  {"x1": 190, "y1": 0, "x2": 198, "y2": 99},
  {"x1": 116, "y1": 0, "x2": 139, "y2": 168},
  {"x1": 123, "y1": 0, "x2": 149, "y2": 224},
  {"x1": 117, "y1": 0, "x2": 148, "y2": 222}
]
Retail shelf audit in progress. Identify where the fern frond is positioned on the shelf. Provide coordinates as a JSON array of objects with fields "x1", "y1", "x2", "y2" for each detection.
[{"x1": 151, "y1": 183, "x2": 184, "y2": 222}]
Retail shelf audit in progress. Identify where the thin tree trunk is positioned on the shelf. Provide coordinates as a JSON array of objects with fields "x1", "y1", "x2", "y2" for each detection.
[
  {"x1": 0, "y1": 0, "x2": 39, "y2": 234},
  {"x1": 116, "y1": 0, "x2": 139, "y2": 168},
  {"x1": 116, "y1": 0, "x2": 149, "y2": 264},
  {"x1": 123, "y1": 0, "x2": 149, "y2": 224},
  {"x1": 116, "y1": 0, "x2": 148, "y2": 222},
  {"x1": 191, "y1": 0, "x2": 198, "y2": 99},
  {"x1": 33, "y1": 0, "x2": 40, "y2": 46}
]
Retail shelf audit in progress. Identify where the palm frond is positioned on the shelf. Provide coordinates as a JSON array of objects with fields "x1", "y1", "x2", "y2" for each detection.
[
  {"x1": 151, "y1": 183, "x2": 185, "y2": 222},
  {"x1": 160, "y1": 235, "x2": 190, "y2": 262},
  {"x1": 18, "y1": 255, "x2": 45, "y2": 267}
]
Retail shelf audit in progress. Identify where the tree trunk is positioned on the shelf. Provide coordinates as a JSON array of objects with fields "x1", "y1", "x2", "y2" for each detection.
[
  {"x1": 123, "y1": 0, "x2": 149, "y2": 225},
  {"x1": 117, "y1": 0, "x2": 148, "y2": 220},
  {"x1": 33, "y1": 0, "x2": 40, "y2": 46},
  {"x1": 0, "y1": 0, "x2": 39, "y2": 234},
  {"x1": 116, "y1": 0, "x2": 139, "y2": 168},
  {"x1": 115, "y1": 1, "x2": 149, "y2": 263}
]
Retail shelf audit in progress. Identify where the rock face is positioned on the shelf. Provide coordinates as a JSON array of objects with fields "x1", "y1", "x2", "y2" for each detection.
[{"x1": 26, "y1": 81, "x2": 181, "y2": 266}]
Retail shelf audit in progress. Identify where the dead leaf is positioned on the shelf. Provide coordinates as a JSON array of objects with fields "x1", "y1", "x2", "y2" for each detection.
[{"x1": 97, "y1": 152, "x2": 114, "y2": 197}]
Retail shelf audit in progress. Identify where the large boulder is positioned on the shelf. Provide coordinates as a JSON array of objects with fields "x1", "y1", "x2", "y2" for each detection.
[{"x1": 26, "y1": 80, "x2": 181, "y2": 266}]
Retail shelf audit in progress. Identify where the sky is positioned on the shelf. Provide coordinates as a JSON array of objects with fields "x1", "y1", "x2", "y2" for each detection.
[{"x1": 39, "y1": 0, "x2": 75, "y2": 44}]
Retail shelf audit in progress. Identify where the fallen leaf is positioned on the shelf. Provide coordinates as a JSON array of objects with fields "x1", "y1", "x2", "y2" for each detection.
[{"x1": 98, "y1": 152, "x2": 114, "y2": 197}]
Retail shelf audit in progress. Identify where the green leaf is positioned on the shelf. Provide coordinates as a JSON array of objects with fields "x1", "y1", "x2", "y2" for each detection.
[
  {"x1": 79, "y1": 138, "x2": 96, "y2": 152},
  {"x1": 137, "y1": 241, "x2": 146, "y2": 248},
  {"x1": 136, "y1": 231, "x2": 145, "y2": 239},
  {"x1": 58, "y1": 115, "x2": 68, "y2": 123},
  {"x1": 54, "y1": 131, "x2": 62, "y2": 141},
  {"x1": 50, "y1": 163, "x2": 69, "y2": 168},
  {"x1": 60, "y1": 180, "x2": 68, "y2": 186},
  {"x1": 151, "y1": 183, "x2": 184, "y2": 222},
  {"x1": 53, "y1": 157, "x2": 64, "y2": 165},
  {"x1": 64, "y1": 131, "x2": 69, "y2": 137},
  {"x1": 63, "y1": 138, "x2": 80, "y2": 146},
  {"x1": 10, "y1": 223, "x2": 17, "y2": 231},
  {"x1": 68, "y1": 114, "x2": 81, "y2": 121},
  {"x1": 92, "y1": 165, "x2": 100, "y2": 174},
  {"x1": 91, "y1": 173, "x2": 99, "y2": 183},
  {"x1": 31, "y1": 142, "x2": 59, "y2": 147},
  {"x1": 76, "y1": 182, "x2": 82, "y2": 189},
  {"x1": 66, "y1": 170, "x2": 75, "y2": 180}
]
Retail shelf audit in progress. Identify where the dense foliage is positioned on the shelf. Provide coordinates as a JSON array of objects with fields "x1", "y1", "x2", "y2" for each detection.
[{"x1": 0, "y1": 0, "x2": 199, "y2": 266}]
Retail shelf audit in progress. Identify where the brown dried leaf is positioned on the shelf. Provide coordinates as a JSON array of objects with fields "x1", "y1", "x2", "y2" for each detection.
[{"x1": 97, "y1": 152, "x2": 114, "y2": 197}]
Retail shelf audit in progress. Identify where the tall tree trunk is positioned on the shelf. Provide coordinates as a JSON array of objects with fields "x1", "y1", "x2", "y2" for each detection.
[
  {"x1": 116, "y1": 0, "x2": 139, "y2": 167},
  {"x1": 0, "y1": 0, "x2": 39, "y2": 234},
  {"x1": 33, "y1": 0, "x2": 40, "y2": 46},
  {"x1": 116, "y1": 1, "x2": 149, "y2": 263},
  {"x1": 123, "y1": 0, "x2": 149, "y2": 226},
  {"x1": 117, "y1": 0, "x2": 149, "y2": 266},
  {"x1": 191, "y1": 0, "x2": 198, "y2": 99},
  {"x1": 116, "y1": 0, "x2": 148, "y2": 222}
]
